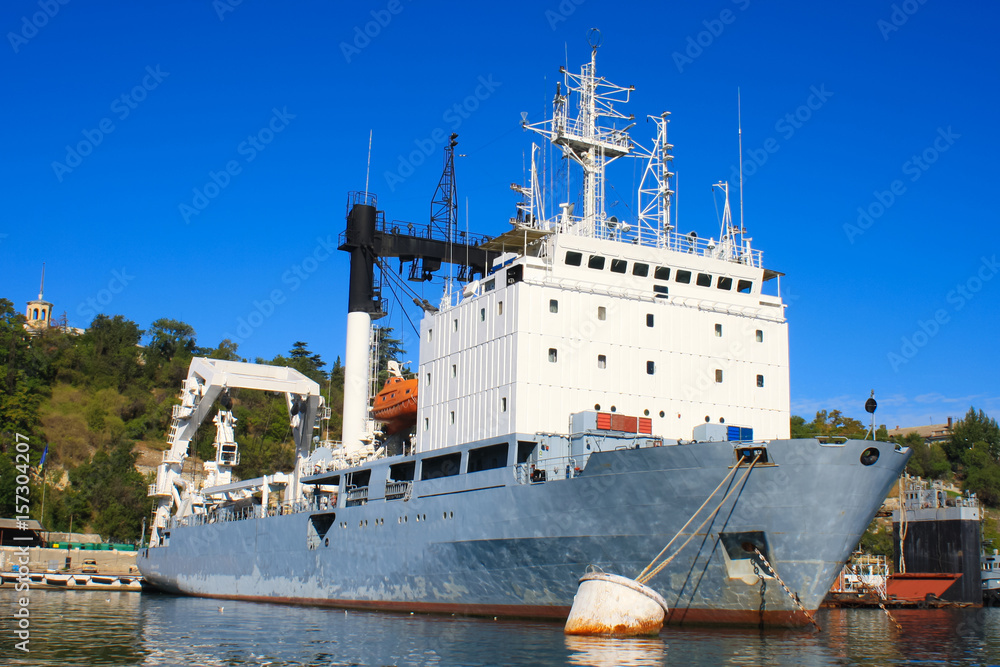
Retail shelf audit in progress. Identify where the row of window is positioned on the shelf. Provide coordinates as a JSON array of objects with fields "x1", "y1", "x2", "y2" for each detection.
[
  {"x1": 565, "y1": 251, "x2": 753, "y2": 294},
  {"x1": 546, "y1": 349, "x2": 765, "y2": 385},
  {"x1": 430, "y1": 303, "x2": 768, "y2": 343}
]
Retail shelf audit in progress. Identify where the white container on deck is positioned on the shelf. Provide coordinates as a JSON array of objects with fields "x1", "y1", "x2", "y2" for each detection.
[{"x1": 564, "y1": 571, "x2": 670, "y2": 636}]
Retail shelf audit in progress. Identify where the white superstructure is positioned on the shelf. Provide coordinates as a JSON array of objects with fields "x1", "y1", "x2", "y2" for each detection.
[{"x1": 416, "y1": 40, "x2": 788, "y2": 453}]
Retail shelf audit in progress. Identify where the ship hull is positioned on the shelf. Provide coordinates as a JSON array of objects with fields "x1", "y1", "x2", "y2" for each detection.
[{"x1": 138, "y1": 438, "x2": 908, "y2": 627}]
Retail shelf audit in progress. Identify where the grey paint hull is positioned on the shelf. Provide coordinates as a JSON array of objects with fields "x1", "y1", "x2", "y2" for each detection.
[{"x1": 138, "y1": 438, "x2": 908, "y2": 626}]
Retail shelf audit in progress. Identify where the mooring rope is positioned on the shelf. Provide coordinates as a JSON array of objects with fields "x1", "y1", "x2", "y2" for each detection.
[
  {"x1": 636, "y1": 451, "x2": 761, "y2": 585},
  {"x1": 635, "y1": 456, "x2": 745, "y2": 582},
  {"x1": 751, "y1": 546, "x2": 823, "y2": 633}
]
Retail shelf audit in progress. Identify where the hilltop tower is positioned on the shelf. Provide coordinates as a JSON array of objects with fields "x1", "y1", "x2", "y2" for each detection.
[{"x1": 25, "y1": 264, "x2": 53, "y2": 332}]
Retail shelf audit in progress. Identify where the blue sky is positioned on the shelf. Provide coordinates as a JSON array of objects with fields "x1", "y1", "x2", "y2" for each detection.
[{"x1": 2, "y1": 0, "x2": 997, "y2": 430}]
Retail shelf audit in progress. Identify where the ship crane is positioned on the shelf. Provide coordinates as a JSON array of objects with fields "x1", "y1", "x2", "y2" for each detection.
[
  {"x1": 147, "y1": 358, "x2": 322, "y2": 547},
  {"x1": 338, "y1": 134, "x2": 502, "y2": 453}
]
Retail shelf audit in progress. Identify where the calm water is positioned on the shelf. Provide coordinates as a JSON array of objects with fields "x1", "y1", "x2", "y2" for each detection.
[{"x1": 2, "y1": 589, "x2": 999, "y2": 666}]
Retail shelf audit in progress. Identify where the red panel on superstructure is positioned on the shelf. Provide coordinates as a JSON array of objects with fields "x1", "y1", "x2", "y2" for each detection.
[
  {"x1": 638, "y1": 418, "x2": 652, "y2": 434},
  {"x1": 611, "y1": 414, "x2": 637, "y2": 433},
  {"x1": 596, "y1": 412, "x2": 612, "y2": 430}
]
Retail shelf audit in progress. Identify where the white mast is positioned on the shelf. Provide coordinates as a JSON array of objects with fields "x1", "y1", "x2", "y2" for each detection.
[{"x1": 522, "y1": 29, "x2": 634, "y2": 239}]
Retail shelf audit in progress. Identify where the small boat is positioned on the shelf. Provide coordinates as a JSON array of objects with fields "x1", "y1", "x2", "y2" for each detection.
[
  {"x1": 983, "y1": 549, "x2": 1000, "y2": 602},
  {"x1": 371, "y1": 362, "x2": 417, "y2": 435}
]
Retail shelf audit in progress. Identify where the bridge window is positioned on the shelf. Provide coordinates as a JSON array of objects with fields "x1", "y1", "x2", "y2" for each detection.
[
  {"x1": 717, "y1": 276, "x2": 733, "y2": 290},
  {"x1": 675, "y1": 270, "x2": 691, "y2": 284},
  {"x1": 632, "y1": 263, "x2": 649, "y2": 277},
  {"x1": 738, "y1": 279, "x2": 753, "y2": 294},
  {"x1": 610, "y1": 259, "x2": 627, "y2": 273},
  {"x1": 549, "y1": 299, "x2": 558, "y2": 313},
  {"x1": 468, "y1": 443, "x2": 509, "y2": 473},
  {"x1": 566, "y1": 251, "x2": 582, "y2": 266},
  {"x1": 421, "y1": 453, "x2": 461, "y2": 480},
  {"x1": 654, "y1": 266, "x2": 670, "y2": 280},
  {"x1": 696, "y1": 273, "x2": 712, "y2": 287},
  {"x1": 646, "y1": 314, "x2": 654, "y2": 327},
  {"x1": 588, "y1": 255, "x2": 606, "y2": 270}
]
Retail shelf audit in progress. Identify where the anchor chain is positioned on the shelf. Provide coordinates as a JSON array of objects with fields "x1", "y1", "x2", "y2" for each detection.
[
  {"x1": 753, "y1": 558, "x2": 766, "y2": 631},
  {"x1": 752, "y1": 546, "x2": 822, "y2": 632},
  {"x1": 856, "y1": 578, "x2": 903, "y2": 631}
]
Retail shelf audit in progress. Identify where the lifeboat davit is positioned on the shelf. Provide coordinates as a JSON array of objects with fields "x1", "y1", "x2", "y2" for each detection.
[{"x1": 372, "y1": 372, "x2": 418, "y2": 436}]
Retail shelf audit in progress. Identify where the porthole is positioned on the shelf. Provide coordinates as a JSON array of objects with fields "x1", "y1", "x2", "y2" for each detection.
[
  {"x1": 610, "y1": 406, "x2": 617, "y2": 413},
  {"x1": 595, "y1": 404, "x2": 601, "y2": 411},
  {"x1": 644, "y1": 409, "x2": 650, "y2": 416},
  {"x1": 659, "y1": 411, "x2": 665, "y2": 418},
  {"x1": 860, "y1": 448, "x2": 880, "y2": 466}
]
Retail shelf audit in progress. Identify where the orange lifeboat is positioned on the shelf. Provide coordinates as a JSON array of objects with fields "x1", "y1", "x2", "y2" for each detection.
[{"x1": 372, "y1": 374, "x2": 418, "y2": 435}]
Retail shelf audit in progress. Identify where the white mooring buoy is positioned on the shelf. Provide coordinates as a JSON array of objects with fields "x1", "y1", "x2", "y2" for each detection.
[{"x1": 564, "y1": 571, "x2": 669, "y2": 636}]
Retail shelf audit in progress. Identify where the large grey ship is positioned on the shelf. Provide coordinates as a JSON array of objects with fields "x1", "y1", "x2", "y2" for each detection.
[{"x1": 138, "y1": 40, "x2": 910, "y2": 626}]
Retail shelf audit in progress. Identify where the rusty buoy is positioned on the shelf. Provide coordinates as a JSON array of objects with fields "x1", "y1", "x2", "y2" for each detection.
[{"x1": 564, "y1": 571, "x2": 669, "y2": 636}]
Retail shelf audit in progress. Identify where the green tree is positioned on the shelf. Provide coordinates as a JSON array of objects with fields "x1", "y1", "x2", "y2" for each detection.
[
  {"x1": 79, "y1": 315, "x2": 144, "y2": 392},
  {"x1": 947, "y1": 407, "x2": 1000, "y2": 464},
  {"x1": 205, "y1": 338, "x2": 241, "y2": 361},
  {"x1": 963, "y1": 441, "x2": 1000, "y2": 507},
  {"x1": 145, "y1": 318, "x2": 196, "y2": 363},
  {"x1": 68, "y1": 441, "x2": 151, "y2": 542},
  {"x1": 272, "y1": 341, "x2": 327, "y2": 384},
  {"x1": 375, "y1": 326, "x2": 408, "y2": 385}
]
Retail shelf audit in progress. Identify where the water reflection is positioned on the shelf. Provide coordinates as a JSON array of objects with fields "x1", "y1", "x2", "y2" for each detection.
[
  {"x1": 4, "y1": 590, "x2": 1000, "y2": 666},
  {"x1": 565, "y1": 634, "x2": 667, "y2": 666}
]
